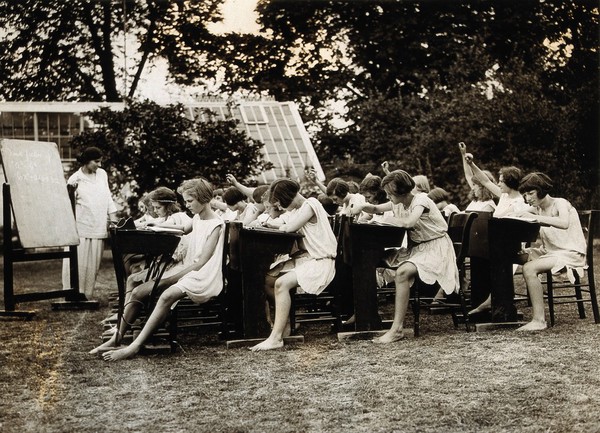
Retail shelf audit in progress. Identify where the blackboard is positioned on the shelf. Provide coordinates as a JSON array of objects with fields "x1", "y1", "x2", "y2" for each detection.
[{"x1": 0, "y1": 139, "x2": 79, "y2": 248}]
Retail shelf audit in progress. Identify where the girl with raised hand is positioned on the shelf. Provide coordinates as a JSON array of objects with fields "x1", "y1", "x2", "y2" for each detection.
[{"x1": 251, "y1": 179, "x2": 337, "y2": 351}]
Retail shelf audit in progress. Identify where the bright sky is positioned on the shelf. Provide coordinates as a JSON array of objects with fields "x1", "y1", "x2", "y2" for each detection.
[{"x1": 135, "y1": 0, "x2": 260, "y2": 103}]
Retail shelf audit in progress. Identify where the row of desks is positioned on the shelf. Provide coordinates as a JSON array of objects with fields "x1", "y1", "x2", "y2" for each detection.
[{"x1": 111, "y1": 213, "x2": 540, "y2": 341}]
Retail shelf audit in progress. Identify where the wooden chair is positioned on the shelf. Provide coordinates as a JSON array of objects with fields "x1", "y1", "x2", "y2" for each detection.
[
  {"x1": 544, "y1": 210, "x2": 599, "y2": 326},
  {"x1": 288, "y1": 215, "x2": 350, "y2": 335},
  {"x1": 410, "y1": 212, "x2": 477, "y2": 336}
]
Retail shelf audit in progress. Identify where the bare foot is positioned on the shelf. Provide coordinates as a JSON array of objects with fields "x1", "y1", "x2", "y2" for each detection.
[
  {"x1": 250, "y1": 338, "x2": 284, "y2": 352},
  {"x1": 517, "y1": 319, "x2": 547, "y2": 331},
  {"x1": 89, "y1": 335, "x2": 118, "y2": 355},
  {"x1": 468, "y1": 296, "x2": 491, "y2": 315},
  {"x1": 373, "y1": 329, "x2": 405, "y2": 344},
  {"x1": 102, "y1": 344, "x2": 140, "y2": 361}
]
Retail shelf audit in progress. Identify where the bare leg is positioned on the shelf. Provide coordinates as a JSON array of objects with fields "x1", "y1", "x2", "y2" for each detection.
[
  {"x1": 90, "y1": 281, "x2": 153, "y2": 355},
  {"x1": 517, "y1": 257, "x2": 555, "y2": 331},
  {"x1": 251, "y1": 272, "x2": 297, "y2": 352},
  {"x1": 103, "y1": 286, "x2": 186, "y2": 361},
  {"x1": 373, "y1": 263, "x2": 416, "y2": 344}
]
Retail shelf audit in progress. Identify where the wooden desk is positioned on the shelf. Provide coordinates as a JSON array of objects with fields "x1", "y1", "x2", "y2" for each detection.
[
  {"x1": 234, "y1": 226, "x2": 303, "y2": 339},
  {"x1": 349, "y1": 223, "x2": 407, "y2": 331},
  {"x1": 488, "y1": 217, "x2": 540, "y2": 322},
  {"x1": 109, "y1": 228, "x2": 182, "y2": 343},
  {"x1": 468, "y1": 214, "x2": 540, "y2": 322}
]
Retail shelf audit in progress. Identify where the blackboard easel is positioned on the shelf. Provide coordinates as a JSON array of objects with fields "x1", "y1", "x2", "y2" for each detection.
[{"x1": 0, "y1": 139, "x2": 98, "y2": 318}]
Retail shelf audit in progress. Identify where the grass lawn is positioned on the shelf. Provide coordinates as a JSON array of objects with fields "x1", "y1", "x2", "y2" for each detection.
[{"x1": 0, "y1": 246, "x2": 599, "y2": 433}]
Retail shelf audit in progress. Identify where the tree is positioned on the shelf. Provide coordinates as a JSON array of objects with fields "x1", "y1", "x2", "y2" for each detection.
[
  {"x1": 0, "y1": 0, "x2": 227, "y2": 101},
  {"x1": 68, "y1": 100, "x2": 269, "y2": 210}
]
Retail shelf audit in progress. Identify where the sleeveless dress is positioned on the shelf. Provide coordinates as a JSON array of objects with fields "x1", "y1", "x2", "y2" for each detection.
[
  {"x1": 273, "y1": 197, "x2": 337, "y2": 295},
  {"x1": 525, "y1": 198, "x2": 586, "y2": 282},
  {"x1": 389, "y1": 193, "x2": 459, "y2": 295},
  {"x1": 494, "y1": 193, "x2": 527, "y2": 217},
  {"x1": 172, "y1": 216, "x2": 225, "y2": 303}
]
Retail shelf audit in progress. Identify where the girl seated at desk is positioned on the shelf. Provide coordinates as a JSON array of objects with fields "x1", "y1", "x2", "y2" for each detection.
[
  {"x1": 251, "y1": 178, "x2": 337, "y2": 351},
  {"x1": 118, "y1": 187, "x2": 192, "y2": 315},
  {"x1": 91, "y1": 178, "x2": 225, "y2": 361},
  {"x1": 357, "y1": 170, "x2": 459, "y2": 343},
  {"x1": 326, "y1": 177, "x2": 366, "y2": 217},
  {"x1": 513, "y1": 172, "x2": 586, "y2": 331}
]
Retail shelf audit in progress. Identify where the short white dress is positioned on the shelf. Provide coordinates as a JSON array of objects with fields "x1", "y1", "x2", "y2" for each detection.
[
  {"x1": 273, "y1": 197, "x2": 337, "y2": 295},
  {"x1": 172, "y1": 216, "x2": 225, "y2": 303},
  {"x1": 525, "y1": 198, "x2": 586, "y2": 282},
  {"x1": 389, "y1": 193, "x2": 459, "y2": 295},
  {"x1": 494, "y1": 193, "x2": 527, "y2": 217}
]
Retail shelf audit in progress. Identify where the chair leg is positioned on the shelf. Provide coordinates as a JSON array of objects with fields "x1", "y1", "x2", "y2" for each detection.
[
  {"x1": 412, "y1": 283, "x2": 420, "y2": 338},
  {"x1": 459, "y1": 286, "x2": 471, "y2": 332},
  {"x1": 586, "y1": 266, "x2": 600, "y2": 323},
  {"x1": 289, "y1": 288, "x2": 297, "y2": 336},
  {"x1": 169, "y1": 309, "x2": 178, "y2": 353},
  {"x1": 573, "y1": 275, "x2": 587, "y2": 319},
  {"x1": 546, "y1": 272, "x2": 555, "y2": 327}
]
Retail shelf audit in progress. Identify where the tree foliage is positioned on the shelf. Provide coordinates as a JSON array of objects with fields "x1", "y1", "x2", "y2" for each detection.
[
  {"x1": 0, "y1": 0, "x2": 227, "y2": 101},
  {"x1": 68, "y1": 100, "x2": 269, "y2": 208}
]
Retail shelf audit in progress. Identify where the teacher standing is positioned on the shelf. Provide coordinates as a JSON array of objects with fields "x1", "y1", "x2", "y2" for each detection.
[{"x1": 62, "y1": 146, "x2": 118, "y2": 300}]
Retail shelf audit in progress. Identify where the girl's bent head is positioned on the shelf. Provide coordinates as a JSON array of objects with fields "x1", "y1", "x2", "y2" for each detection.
[
  {"x1": 499, "y1": 166, "x2": 523, "y2": 191},
  {"x1": 269, "y1": 178, "x2": 300, "y2": 209},
  {"x1": 518, "y1": 172, "x2": 553, "y2": 198},
  {"x1": 223, "y1": 186, "x2": 247, "y2": 206},
  {"x1": 382, "y1": 170, "x2": 415, "y2": 196},
  {"x1": 326, "y1": 178, "x2": 350, "y2": 200},
  {"x1": 148, "y1": 187, "x2": 181, "y2": 215},
  {"x1": 178, "y1": 178, "x2": 214, "y2": 205}
]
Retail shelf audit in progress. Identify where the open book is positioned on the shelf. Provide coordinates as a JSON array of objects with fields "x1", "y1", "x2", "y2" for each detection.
[
  {"x1": 141, "y1": 225, "x2": 184, "y2": 235},
  {"x1": 495, "y1": 216, "x2": 538, "y2": 223}
]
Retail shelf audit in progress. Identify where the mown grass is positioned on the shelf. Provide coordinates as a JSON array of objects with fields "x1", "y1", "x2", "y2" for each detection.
[{"x1": 0, "y1": 247, "x2": 599, "y2": 433}]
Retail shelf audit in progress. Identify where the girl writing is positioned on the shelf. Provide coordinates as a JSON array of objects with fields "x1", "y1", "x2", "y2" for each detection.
[
  {"x1": 513, "y1": 172, "x2": 587, "y2": 331},
  {"x1": 251, "y1": 179, "x2": 337, "y2": 351},
  {"x1": 358, "y1": 170, "x2": 459, "y2": 343},
  {"x1": 91, "y1": 178, "x2": 225, "y2": 360}
]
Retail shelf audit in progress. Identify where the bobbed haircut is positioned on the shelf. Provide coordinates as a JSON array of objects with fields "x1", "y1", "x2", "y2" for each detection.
[
  {"x1": 381, "y1": 170, "x2": 415, "y2": 196},
  {"x1": 359, "y1": 174, "x2": 387, "y2": 204},
  {"x1": 177, "y1": 178, "x2": 213, "y2": 204},
  {"x1": 148, "y1": 186, "x2": 181, "y2": 215},
  {"x1": 412, "y1": 175, "x2": 431, "y2": 193},
  {"x1": 269, "y1": 178, "x2": 300, "y2": 208},
  {"x1": 326, "y1": 177, "x2": 350, "y2": 198},
  {"x1": 78, "y1": 146, "x2": 103, "y2": 165},
  {"x1": 518, "y1": 172, "x2": 553, "y2": 198},
  {"x1": 222, "y1": 186, "x2": 247, "y2": 206},
  {"x1": 499, "y1": 166, "x2": 523, "y2": 191},
  {"x1": 252, "y1": 185, "x2": 270, "y2": 203},
  {"x1": 427, "y1": 187, "x2": 450, "y2": 204}
]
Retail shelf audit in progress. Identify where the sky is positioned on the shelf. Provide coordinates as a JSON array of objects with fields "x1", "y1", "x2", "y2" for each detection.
[{"x1": 135, "y1": 0, "x2": 260, "y2": 104}]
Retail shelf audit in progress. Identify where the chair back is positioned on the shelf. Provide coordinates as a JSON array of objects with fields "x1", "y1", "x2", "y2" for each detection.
[
  {"x1": 579, "y1": 210, "x2": 598, "y2": 268},
  {"x1": 447, "y1": 212, "x2": 478, "y2": 264}
]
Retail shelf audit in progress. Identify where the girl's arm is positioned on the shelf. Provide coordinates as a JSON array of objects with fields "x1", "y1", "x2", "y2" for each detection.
[
  {"x1": 280, "y1": 203, "x2": 315, "y2": 233},
  {"x1": 467, "y1": 158, "x2": 501, "y2": 198},
  {"x1": 517, "y1": 200, "x2": 570, "y2": 229},
  {"x1": 159, "y1": 225, "x2": 222, "y2": 286},
  {"x1": 356, "y1": 201, "x2": 393, "y2": 215},
  {"x1": 226, "y1": 174, "x2": 255, "y2": 200},
  {"x1": 381, "y1": 204, "x2": 426, "y2": 228},
  {"x1": 381, "y1": 161, "x2": 391, "y2": 175},
  {"x1": 459, "y1": 142, "x2": 475, "y2": 189},
  {"x1": 304, "y1": 168, "x2": 327, "y2": 194}
]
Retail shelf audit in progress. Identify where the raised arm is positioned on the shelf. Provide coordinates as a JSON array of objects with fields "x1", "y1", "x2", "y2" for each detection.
[
  {"x1": 304, "y1": 168, "x2": 327, "y2": 194},
  {"x1": 466, "y1": 157, "x2": 501, "y2": 198},
  {"x1": 226, "y1": 174, "x2": 255, "y2": 199},
  {"x1": 381, "y1": 161, "x2": 391, "y2": 175},
  {"x1": 459, "y1": 142, "x2": 475, "y2": 189}
]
